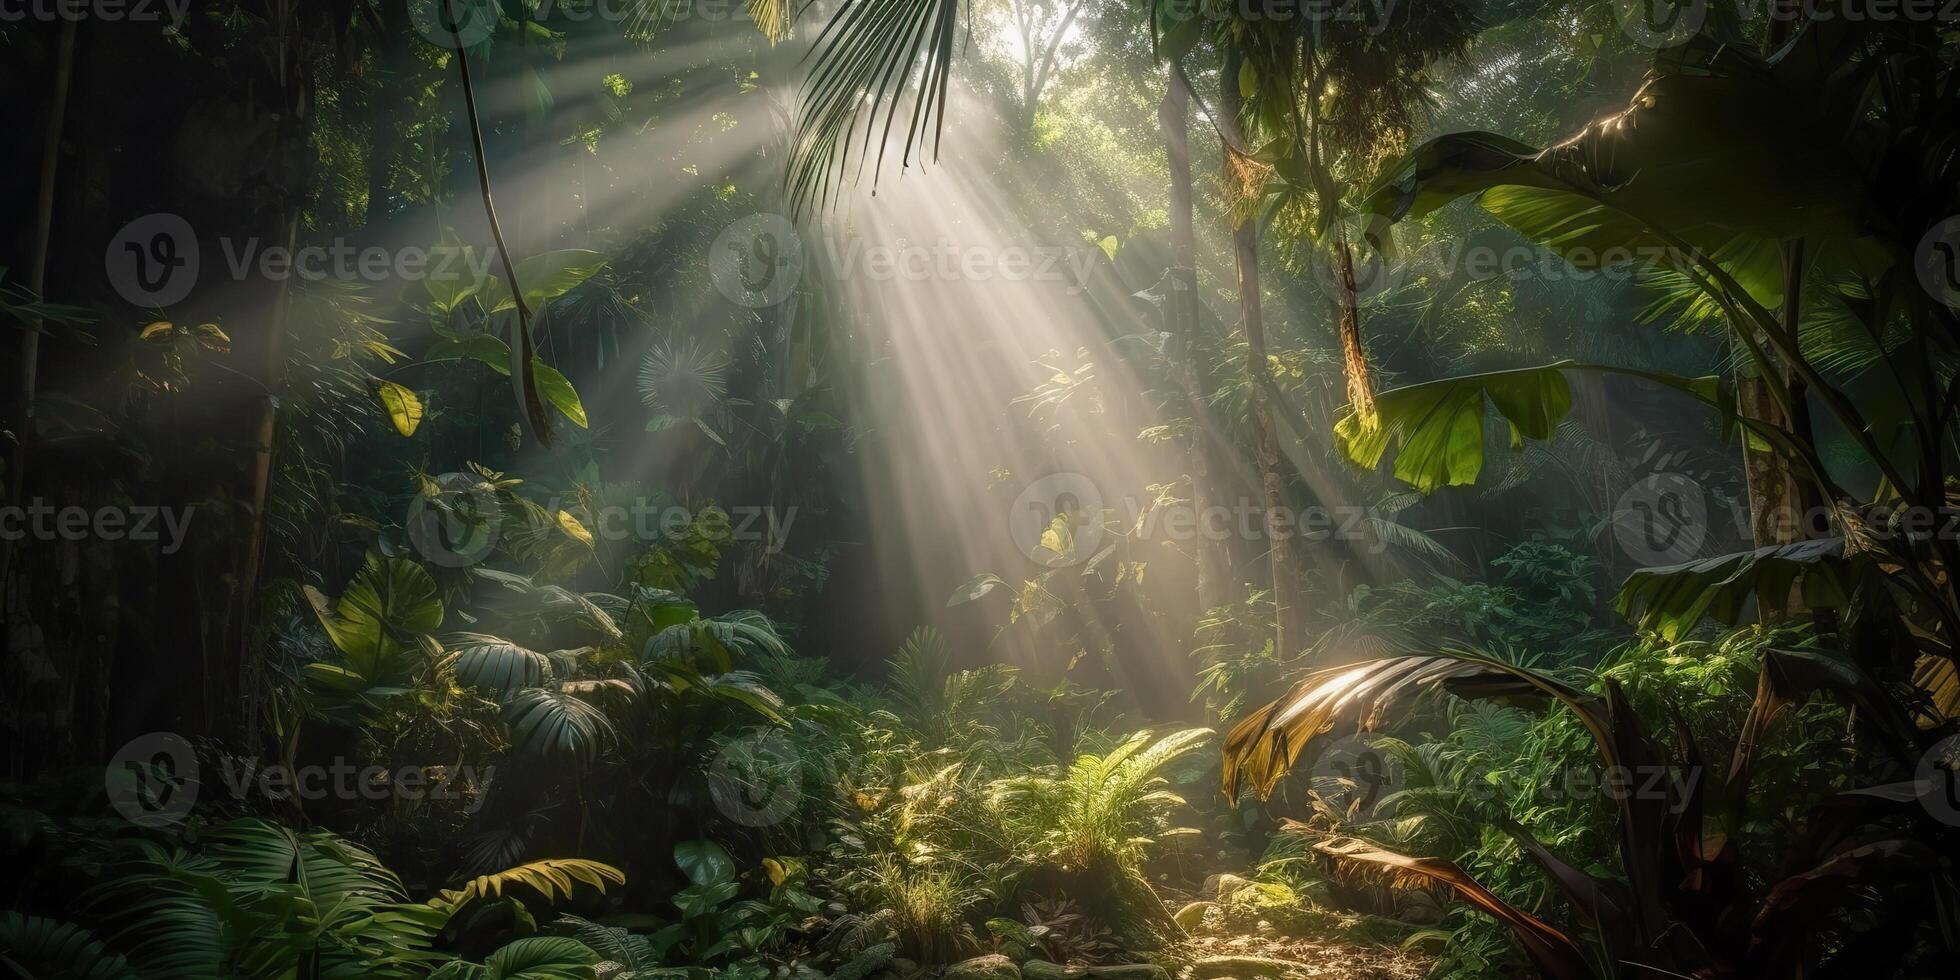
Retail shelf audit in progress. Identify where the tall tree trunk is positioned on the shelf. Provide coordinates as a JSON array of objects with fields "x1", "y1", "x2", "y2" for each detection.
[
  {"x1": 231, "y1": 4, "x2": 317, "y2": 745},
  {"x1": 6, "y1": 18, "x2": 78, "y2": 520},
  {"x1": 1739, "y1": 13, "x2": 1820, "y2": 621},
  {"x1": 1159, "y1": 67, "x2": 1224, "y2": 613},
  {"x1": 1220, "y1": 49, "x2": 1301, "y2": 654},
  {"x1": 1334, "y1": 228, "x2": 1377, "y2": 428}
]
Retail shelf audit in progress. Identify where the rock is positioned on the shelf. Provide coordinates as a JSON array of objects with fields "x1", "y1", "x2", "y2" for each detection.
[
  {"x1": 1173, "y1": 901, "x2": 1217, "y2": 931},
  {"x1": 1022, "y1": 963, "x2": 1077, "y2": 980},
  {"x1": 832, "y1": 942, "x2": 898, "y2": 980},
  {"x1": 1086, "y1": 966, "x2": 1168, "y2": 980},
  {"x1": 1020, "y1": 963, "x2": 1167, "y2": 980},
  {"x1": 1186, "y1": 956, "x2": 1298, "y2": 979},
  {"x1": 944, "y1": 954, "x2": 1020, "y2": 980},
  {"x1": 1200, "y1": 873, "x2": 1255, "y2": 899}
]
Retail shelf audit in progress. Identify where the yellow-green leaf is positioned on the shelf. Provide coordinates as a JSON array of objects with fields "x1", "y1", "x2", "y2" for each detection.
[
  {"x1": 556, "y1": 510, "x2": 594, "y2": 549},
  {"x1": 534, "y1": 362, "x2": 587, "y2": 428},
  {"x1": 376, "y1": 381, "x2": 425, "y2": 437}
]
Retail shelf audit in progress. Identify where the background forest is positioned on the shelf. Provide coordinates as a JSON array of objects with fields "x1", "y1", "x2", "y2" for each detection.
[{"x1": 2, "y1": 1, "x2": 1959, "y2": 978}]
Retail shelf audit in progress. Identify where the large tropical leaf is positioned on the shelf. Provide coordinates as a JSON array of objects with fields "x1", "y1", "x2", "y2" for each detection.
[
  {"x1": 1336, "y1": 362, "x2": 1722, "y2": 494},
  {"x1": 1362, "y1": 31, "x2": 1881, "y2": 310},
  {"x1": 304, "y1": 553, "x2": 444, "y2": 676},
  {"x1": 673, "y1": 840, "x2": 736, "y2": 888},
  {"x1": 430, "y1": 859, "x2": 625, "y2": 912},
  {"x1": 0, "y1": 913, "x2": 139, "y2": 980},
  {"x1": 503, "y1": 688, "x2": 614, "y2": 764},
  {"x1": 1615, "y1": 538, "x2": 1848, "y2": 641},
  {"x1": 448, "y1": 634, "x2": 552, "y2": 702},
  {"x1": 430, "y1": 936, "x2": 601, "y2": 980},
  {"x1": 1313, "y1": 837, "x2": 1591, "y2": 979},
  {"x1": 85, "y1": 819, "x2": 436, "y2": 978},
  {"x1": 478, "y1": 250, "x2": 607, "y2": 314},
  {"x1": 480, "y1": 937, "x2": 599, "y2": 980},
  {"x1": 1222, "y1": 653, "x2": 1600, "y2": 800}
]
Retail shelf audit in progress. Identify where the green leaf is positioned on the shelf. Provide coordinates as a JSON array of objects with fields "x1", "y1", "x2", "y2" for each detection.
[
  {"x1": 449, "y1": 635, "x2": 550, "y2": 702},
  {"x1": 424, "y1": 243, "x2": 486, "y2": 314},
  {"x1": 533, "y1": 362, "x2": 588, "y2": 428},
  {"x1": 1361, "y1": 41, "x2": 1882, "y2": 314},
  {"x1": 376, "y1": 381, "x2": 425, "y2": 437},
  {"x1": 503, "y1": 689, "x2": 612, "y2": 764},
  {"x1": 490, "y1": 938, "x2": 598, "y2": 979},
  {"x1": 1615, "y1": 538, "x2": 1848, "y2": 641},
  {"x1": 1237, "y1": 59, "x2": 1257, "y2": 99},
  {"x1": 785, "y1": 0, "x2": 962, "y2": 212},
  {"x1": 1335, "y1": 364, "x2": 1573, "y2": 494},
  {"x1": 471, "y1": 936, "x2": 601, "y2": 979},
  {"x1": 947, "y1": 572, "x2": 1006, "y2": 606},
  {"x1": 1153, "y1": 0, "x2": 1202, "y2": 61},
  {"x1": 0, "y1": 912, "x2": 140, "y2": 980},
  {"x1": 304, "y1": 554, "x2": 443, "y2": 682},
  {"x1": 673, "y1": 840, "x2": 736, "y2": 888},
  {"x1": 480, "y1": 250, "x2": 608, "y2": 313},
  {"x1": 431, "y1": 860, "x2": 625, "y2": 913},
  {"x1": 426, "y1": 333, "x2": 513, "y2": 376},
  {"x1": 1336, "y1": 362, "x2": 1724, "y2": 494}
]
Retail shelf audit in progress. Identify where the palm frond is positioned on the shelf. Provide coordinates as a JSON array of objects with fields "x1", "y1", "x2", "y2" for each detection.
[
  {"x1": 430, "y1": 859, "x2": 625, "y2": 912},
  {"x1": 787, "y1": 0, "x2": 962, "y2": 213}
]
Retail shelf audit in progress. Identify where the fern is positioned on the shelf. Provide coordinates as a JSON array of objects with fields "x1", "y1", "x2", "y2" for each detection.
[{"x1": 0, "y1": 913, "x2": 139, "y2": 980}]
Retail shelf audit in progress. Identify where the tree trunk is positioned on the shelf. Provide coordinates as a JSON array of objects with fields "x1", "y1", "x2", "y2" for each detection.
[
  {"x1": 1159, "y1": 67, "x2": 1225, "y2": 613},
  {"x1": 1220, "y1": 49, "x2": 1301, "y2": 654},
  {"x1": 1334, "y1": 230, "x2": 1377, "y2": 428},
  {"x1": 1740, "y1": 3, "x2": 1822, "y2": 623},
  {"x1": 6, "y1": 18, "x2": 78, "y2": 519},
  {"x1": 230, "y1": 4, "x2": 318, "y2": 745}
]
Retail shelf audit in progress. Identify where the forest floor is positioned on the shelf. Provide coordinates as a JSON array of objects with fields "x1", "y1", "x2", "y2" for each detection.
[{"x1": 1169, "y1": 933, "x2": 1428, "y2": 980}]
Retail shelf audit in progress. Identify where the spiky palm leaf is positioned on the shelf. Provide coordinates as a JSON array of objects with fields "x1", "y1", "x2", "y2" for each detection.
[
  {"x1": 449, "y1": 634, "x2": 552, "y2": 702},
  {"x1": 1222, "y1": 653, "x2": 1600, "y2": 801},
  {"x1": 786, "y1": 0, "x2": 961, "y2": 212},
  {"x1": 1312, "y1": 837, "x2": 1590, "y2": 979},
  {"x1": 86, "y1": 818, "x2": 443, "y2": 978},
  {"x1": 503, "y1": 688, "x2": 615, "y2": 764},
  {"x1": 637, "y1": 340, "x2": 728, "y2": 424},
  {"x1": 430, "y1": 859, "x2": 625, "y2": 912},
  {"x1": 0, "y1": 913, "x2": 139, "y2": 980},
  {"x1": 429, "y1": 936, "x2": 601, "y2": 980},
  {"x1": 555, "y1": 914, "x2": 660, "y2": 972}
]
